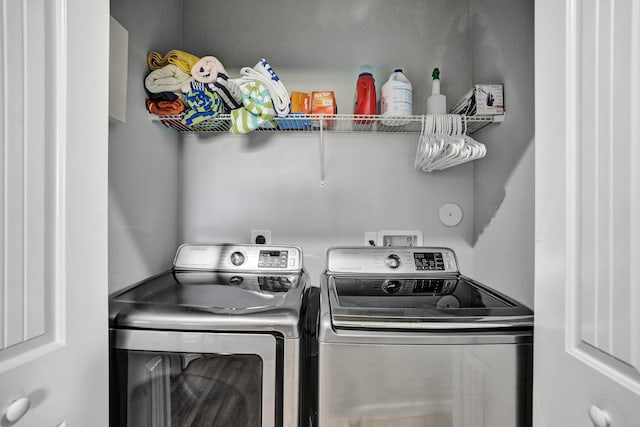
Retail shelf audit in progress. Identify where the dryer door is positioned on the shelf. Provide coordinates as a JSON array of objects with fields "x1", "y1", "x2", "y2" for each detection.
[{"x1": 110, "y1": 329, "x2": 279, "y2": 427}]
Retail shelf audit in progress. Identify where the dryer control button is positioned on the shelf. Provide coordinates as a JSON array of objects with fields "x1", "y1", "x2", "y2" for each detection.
[
  {"x1": 230, "y1": 251, "x2": 245, "y2": 266},
  {"x1": 385, "y1": 254, "x2": 401, "y2": 269}
]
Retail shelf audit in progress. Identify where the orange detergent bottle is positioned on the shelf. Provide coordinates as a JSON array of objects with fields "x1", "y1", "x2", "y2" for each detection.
[{"x1": 354, "y1": 65, "x2": 376, "y2": 124}]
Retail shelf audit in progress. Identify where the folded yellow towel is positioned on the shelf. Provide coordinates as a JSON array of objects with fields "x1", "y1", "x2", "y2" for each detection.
[{"x1": 147, "y1": 50, "x2": 200, "y2": 74}]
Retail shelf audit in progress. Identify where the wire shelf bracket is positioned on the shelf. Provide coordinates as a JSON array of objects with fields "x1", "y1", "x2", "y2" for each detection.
[{"x1": 148, "y1": 113, "x2": 506, "y2": 186}]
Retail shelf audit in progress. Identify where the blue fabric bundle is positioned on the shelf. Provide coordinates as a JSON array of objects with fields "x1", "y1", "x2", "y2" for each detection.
[
  {"x1": 181, "y1": 90, "x2": 223, "y2": 126},
  {"x1": 187, "y1": 73, "x2": 243, "y2": 111}
]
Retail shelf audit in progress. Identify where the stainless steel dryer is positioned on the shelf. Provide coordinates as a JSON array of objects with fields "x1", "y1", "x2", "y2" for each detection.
[
  {"x1": 316, "y1": 246, "x2": 533, "y2": 427},
  {"x1": 109, "y1": 243, "x2": 309, "y2": 427}
]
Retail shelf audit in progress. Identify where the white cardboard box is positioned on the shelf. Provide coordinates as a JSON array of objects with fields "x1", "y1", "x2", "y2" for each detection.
[{"x1": 449, "y1": 84, "x2": 504, "y2": 116}]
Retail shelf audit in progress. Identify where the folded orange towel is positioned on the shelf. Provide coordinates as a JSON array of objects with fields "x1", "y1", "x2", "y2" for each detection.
[
  {"x1": 147, "y1": 50, "x2": 200, "y2": 74},
  {"x1": 146, "y1": 98, "x2": 186, "y2": 115}
]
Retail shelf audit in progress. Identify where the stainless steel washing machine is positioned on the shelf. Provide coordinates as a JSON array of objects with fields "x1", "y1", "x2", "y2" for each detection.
[
  {"x1": 316, "y1": 246, "x2": 534, "y2": 427},
  {"x1": 109, "y1": 243, "x2": 310, "y2": 427}
]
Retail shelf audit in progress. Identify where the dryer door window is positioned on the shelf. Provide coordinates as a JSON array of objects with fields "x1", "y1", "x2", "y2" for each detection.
[
  {"x1": 114, "y1": 352, "x2": 262, "y2": 427},
  {"x1": 111, "y1": 330, "x2": 279, "y2": 427}
]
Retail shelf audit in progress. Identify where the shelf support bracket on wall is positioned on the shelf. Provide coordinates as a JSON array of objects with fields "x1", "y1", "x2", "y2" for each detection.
[
  {"x1": 319, "y1": 116, "x2": 325, "y2": 187},
  {"x1": 146, "y1": 113, "x2": 507, "y2": 187}
]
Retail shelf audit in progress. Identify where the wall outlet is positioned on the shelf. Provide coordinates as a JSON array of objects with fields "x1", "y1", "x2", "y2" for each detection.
[
  {"x1": 377, "y1": 230, "x2": 423, "y2": 247},
  {"x1": 364, "y1": 232, "x2": 378, "y2": 246},
  {"x1": 251, "y1": 229, "x2": 271, "y2": 245}
]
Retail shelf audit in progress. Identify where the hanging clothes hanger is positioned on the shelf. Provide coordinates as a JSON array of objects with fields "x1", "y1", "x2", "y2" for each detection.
[{"x1": 414, "y1": 114, "x2": 486, "y2": 172}]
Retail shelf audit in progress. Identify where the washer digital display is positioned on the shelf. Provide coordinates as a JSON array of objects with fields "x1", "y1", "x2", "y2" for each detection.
[
  {"x1": 413, "y1": 252, "x2": 445, "y2": 271},
  {"x1": 258, "y1": 250, "x2": 289, "y2": 268}
]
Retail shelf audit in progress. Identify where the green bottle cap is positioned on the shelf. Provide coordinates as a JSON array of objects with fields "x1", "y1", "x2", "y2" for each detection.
[{"x1": 432, "y1": 68, "x2": 440, "y2": 80}]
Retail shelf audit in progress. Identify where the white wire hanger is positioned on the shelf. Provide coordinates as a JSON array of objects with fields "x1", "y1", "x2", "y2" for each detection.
[{"x1": 414, "y1": 114, "x2": 487, "y2": 172}]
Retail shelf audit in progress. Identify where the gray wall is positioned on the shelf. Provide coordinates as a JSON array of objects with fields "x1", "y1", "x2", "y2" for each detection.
[
  {"x1": 182, "y1": 0, "x2": 472, "y2": 114},
  {"x1": 180, "y1": 133, "x2": 475, "y2": 284},
  {"x1": 179, "y1": 0, "x2": 476, "y2": 283},
  {"x1": 109, "y1": 0, "x2": 183, "y2": 293},
  {"x1": 471, "y1": 0, "x2": 535, "y2": 308},
  {"x1": 108, "y1": 0, "x2": 535, "y2": 302}
]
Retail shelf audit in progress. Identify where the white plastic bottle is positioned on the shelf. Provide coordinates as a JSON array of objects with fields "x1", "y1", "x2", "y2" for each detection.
[
  {"x1": 426, "y1": 67, "x2": 447, "y2": 115},
  {"x1": 380, "y1": 68, "x2": 412, "y2": 126}
]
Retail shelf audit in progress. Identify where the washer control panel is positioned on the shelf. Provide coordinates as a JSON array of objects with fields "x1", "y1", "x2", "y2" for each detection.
[
  {"x1": 173, "y1": 244, "x2": 302, "y2": 272},
  {"x1": 327, "y1": 246, "x2": 458, "y2": 274}
]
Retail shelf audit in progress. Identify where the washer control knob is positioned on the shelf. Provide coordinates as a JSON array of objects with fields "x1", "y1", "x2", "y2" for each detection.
[
  {"x1": 229, "y1": 276, "x2": 244, "y2": 285},
  {"x1": 382, "y1": 280, "x2": 402, "y2": 294},
  {"x1": 230, "y1": 251, "x2": 245, "y2": 266},
  {"x1": 385, "y1": 254, "x2": 401, "y2": 269}
]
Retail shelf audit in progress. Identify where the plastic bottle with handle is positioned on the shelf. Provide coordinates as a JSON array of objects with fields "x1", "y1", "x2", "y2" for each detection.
[
  {"x1": 380, "y1": 68, "x2": 412, "y2": 126},
  {"x1": 354, "y1": 65, "x2": 377, "y2": 124}
]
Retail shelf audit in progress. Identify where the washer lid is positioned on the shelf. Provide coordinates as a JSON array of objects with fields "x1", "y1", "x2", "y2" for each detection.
[
  {"x1": 109, "y1": 271, "x2": 307, "y2": 338},
  {"x1": 327, "y1": 275, "x2": 533, "y2": 330}
]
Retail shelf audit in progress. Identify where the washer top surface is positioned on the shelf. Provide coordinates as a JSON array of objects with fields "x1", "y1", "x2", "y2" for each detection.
[
  {"x1": 324, "y1": 246, "x2": 533, "y2": 330},
  {"x1": 109, "y1": 244, "x2": 308, "y2": 338}
]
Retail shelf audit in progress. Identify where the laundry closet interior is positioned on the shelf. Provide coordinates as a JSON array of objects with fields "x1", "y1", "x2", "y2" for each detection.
[{"x1": 108, "y1": 0, "x2": 535, "y2": 309}]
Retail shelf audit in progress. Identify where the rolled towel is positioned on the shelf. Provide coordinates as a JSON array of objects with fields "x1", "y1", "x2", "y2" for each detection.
[
  {"x1": 191, "y1": 56, "x2": 227, "y2": 83},
  {"x1": 214, "y1": 74, "x2": 243, "y2": 108},
  {"x1": 146, "y1": 98, "x2": 186, "y2": 115},
  {"x1": 148, "y1": 91, "x2": 187, "y2": 104},
  {"x1": 232, "y1": 58, "x2": 290, "y2": 117},
  {"x1": 182, "y1": 73, "x2": 243, "y2": 110},
  {"x1": 230, "y1": 82, "x2": 277, "y2": 134},
  {"x1": 181, "y1": 90, "x2": 224, "y2": 126},
  {"x1": 145, "y1": 64, "x2": 193, "y2": 93},
  {"x1": 148, "y1": 91, "x2": 179, "y2": 102},
  {"x1": 147, "y1": 49, "x2": 200, "y2": 74}
]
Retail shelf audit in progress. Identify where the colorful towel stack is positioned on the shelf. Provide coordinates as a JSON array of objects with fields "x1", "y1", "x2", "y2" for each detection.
[
  {"x1": 144, "y1": 50, "x2": 201, "y2": 116},
  {"x1": 181, "y1": 56, "x2": 243, "y2": 112},
  {"x1": 144, "y1": 52, "x2": 293, "y2": 134},
  {"x1": 144, "y1": 50, "x2": 245, "y2": 124}
]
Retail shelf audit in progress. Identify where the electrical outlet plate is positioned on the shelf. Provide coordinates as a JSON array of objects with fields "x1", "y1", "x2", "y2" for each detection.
[
  {"x1": 364, "y1": 232, "x2": 377, "y2": 246},
  {"x1": 377, "y1": 230, "x2": 423, "y2": 247},
  {"x1": 251, "y1": 229, "x2": 272, "y2": 244}
]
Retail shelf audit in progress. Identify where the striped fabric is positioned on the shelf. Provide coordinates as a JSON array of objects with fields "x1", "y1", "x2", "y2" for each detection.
[
  {"x1": 230, "y1": 82, "x2": 277, "y2": 134},
  {"x1": 188, "y1": 73, "x2": 243, "y2": 110},
  {"x1": 181, "y1": 90, "x2": 224, "y2": 126}
]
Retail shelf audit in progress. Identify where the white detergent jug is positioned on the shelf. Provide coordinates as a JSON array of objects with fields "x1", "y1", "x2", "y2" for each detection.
[{"x1": 380, "y1": 68, "x2": 412, "y2": 126}]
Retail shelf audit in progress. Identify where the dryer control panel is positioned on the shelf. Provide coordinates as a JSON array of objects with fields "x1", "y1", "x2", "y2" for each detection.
[
  {"x1": 173, "y1": 244, "x2": 303, "y2": 272},
  {"x1": 326, "y1": 246, "x2": 458, "y2": 275}
]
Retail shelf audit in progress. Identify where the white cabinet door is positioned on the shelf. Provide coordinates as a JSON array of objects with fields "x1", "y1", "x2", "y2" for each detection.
[
  {"x1": 0, "y1": 0, "x2": 108, "y2": 425},
  {"x1": 535, "y1": 0, "x2": 640, "y2": 425}
]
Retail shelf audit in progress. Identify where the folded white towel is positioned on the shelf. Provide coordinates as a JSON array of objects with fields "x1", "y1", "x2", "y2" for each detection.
[
  {"x1": 232, "y1": 58, "x2": 290, "y2": 117},
  {"x1": 145, "y1": 64, "x2": 193, "y2": 93}
]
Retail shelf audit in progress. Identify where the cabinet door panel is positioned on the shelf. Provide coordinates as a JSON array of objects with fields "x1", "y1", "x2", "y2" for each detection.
[
  {"x1": 535, "y1": 0, "x2": 640, "y2": 425},
  {"x1": 576, "y1": 0, "x2": 639, "y2": 372},
  {"x1": 0, "y1": 0, "x2": 108, "y2": 425},
  {"x1": 0, "y1": 0, "x2": 51, "y2": 359}
]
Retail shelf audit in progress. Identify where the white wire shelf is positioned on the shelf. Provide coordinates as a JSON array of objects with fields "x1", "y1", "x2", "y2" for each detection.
[{"x1": 149, "y1": 113, "x2": 505, "y2": 134}]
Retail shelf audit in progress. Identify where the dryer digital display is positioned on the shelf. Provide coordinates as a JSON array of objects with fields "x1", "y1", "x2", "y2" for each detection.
[
  {"x1": 413, "y1": 252, "x2": 445, "y2": 270},
  {"x1": 258, "y1": 250, "x2": 289, "y2": 268}
]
